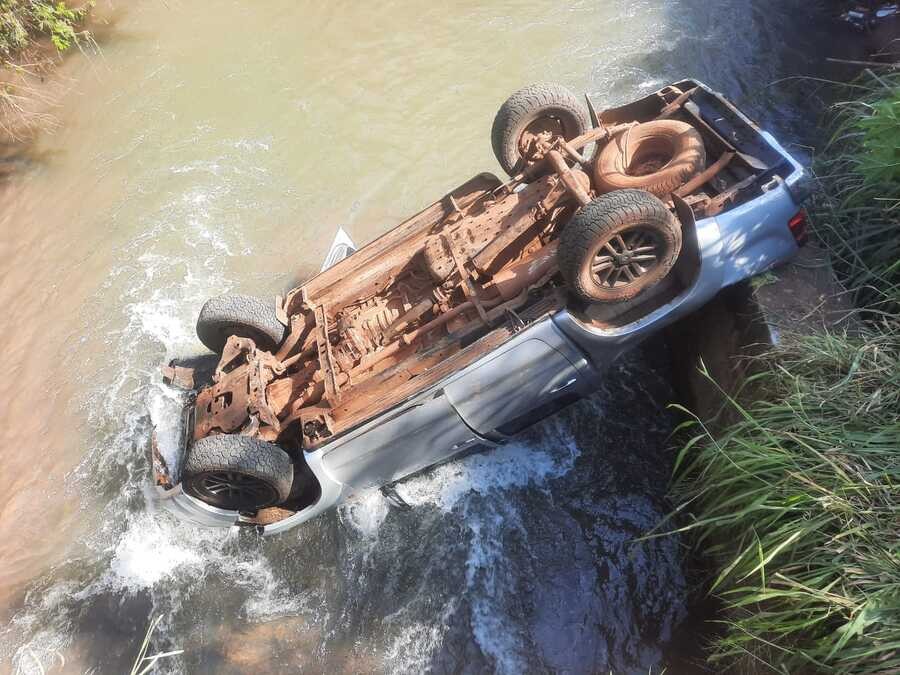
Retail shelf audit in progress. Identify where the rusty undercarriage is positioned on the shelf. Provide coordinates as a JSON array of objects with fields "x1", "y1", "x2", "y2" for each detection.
[{"x1": 157, "y1": 80, "x2": 790, "y2": 518}]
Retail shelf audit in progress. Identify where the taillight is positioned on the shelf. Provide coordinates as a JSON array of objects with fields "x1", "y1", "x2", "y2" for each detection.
[{"x1": 788, "y1": 209, "x2": 808, "y2": 246}]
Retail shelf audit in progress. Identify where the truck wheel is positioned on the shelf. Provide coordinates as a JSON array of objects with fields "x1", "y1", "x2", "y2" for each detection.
[
  {"x1": 558, "y1": 189, "x2": 682, "y2": 303},
  {"x1": 491, "y1": 83, "x2": 589, "y2": 177},
  {"x1": 594, "y1": 120, "x2": 705, "y2": 199},
  {"x1": 196, "y1": 294, "x2": 286, "y2": 354},
  {"x1": 182, "y1": 435, "x2": 293, "y2": 511}
]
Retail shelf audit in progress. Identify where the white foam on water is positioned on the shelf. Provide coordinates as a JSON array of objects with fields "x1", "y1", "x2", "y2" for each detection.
[
  {"x1": 97, "y1": 512, "x2": 278, "y2": 600},
  {"x1": 393, "y1": 427, "x2": 580, "y2": 513},
  {"x1": 129, "y1": 292, "x2": 195, "y2": 353},
  {"x1": 226, "y1": 552, "x2": 311, "y2": 623},
  {"x1": 339, "y1": 488, "x2": 390, "y2": 539},
  {"x1": 147, "y1": 380, "x2": 189, "y2": 478},
  {"x1": 109, "y1": 514, "x2": 205, "y2": 589},
  {"x1": 372, "y1": 423, "x2": 581, "y2": 672},
  {"x1": 232, "y1": 137, "x2": 271, "y2": 152},
  {"x1": 5, "y1": 580, "x2": 82, "y2": 674},
  {"x1": 382, "y1": 599, "x2": 459, "y2": 675},
  {"x1": 465, "y1": 499, "x2": 531, "y2": 675},
  {"x1": 171, "y1": 159, "x2": 223, "y2": 176},
  {"x1": 29, "y1": 506, "x2": 310, "y2": 659},
  {"x1": 241, "y1": 576, "x2": 307, "y2": 624},
  {"x1": 10, "y1": 628, "x2": 70, "y2": 675},
  {"x1": 637, "y1": 77, "x2": 666, "y2": 91}
]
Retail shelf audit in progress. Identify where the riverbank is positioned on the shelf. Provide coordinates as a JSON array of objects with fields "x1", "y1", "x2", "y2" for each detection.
[
  {"x1": 0, "y1": 1, "x2": 95, "y2": 616},
  {"x1": 0, "y1": 0, "x2": 91, "y2": 143},
  {"x1": 669, "y1": 68, "x2": 899, "y2": 673}
]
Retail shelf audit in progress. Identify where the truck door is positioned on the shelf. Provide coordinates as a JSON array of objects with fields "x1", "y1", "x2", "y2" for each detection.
[
  {"x1": 444, "y1": 338, "x2": 584, "y2": 438},
  {"x1": 321, "y1": 391, "x2": 484, "y2": 491}
]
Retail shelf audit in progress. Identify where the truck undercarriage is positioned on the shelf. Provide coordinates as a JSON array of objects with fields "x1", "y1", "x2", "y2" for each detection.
[{"x1": 155, "y1": 80, "x2": 801, "y2": 519}]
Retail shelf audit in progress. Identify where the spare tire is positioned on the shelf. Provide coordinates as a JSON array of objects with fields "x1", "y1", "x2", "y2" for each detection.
[
  {"x1": 491, "y1": 83, "x2": 590, "y2": 177},
  {"x1": 594, "y1": 120, "x2": 705, "y2": 199},
  {"x1": 196, "y1": 294, "x2": 286, "y2": 354},
  {"x1": 558, "y1": 189, "x2": 682, "y2": 303},
  {"x1": 183, "y1": 435, "x2": 293, "y2": 512}
]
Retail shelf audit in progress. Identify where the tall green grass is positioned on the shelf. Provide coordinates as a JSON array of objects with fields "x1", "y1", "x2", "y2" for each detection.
[
  {"x1": 814, "y1": 70, "x2": 900, "y2": 308},
  {"x1": 671, "y1": 69, "x2": 900, "y2": 673}
]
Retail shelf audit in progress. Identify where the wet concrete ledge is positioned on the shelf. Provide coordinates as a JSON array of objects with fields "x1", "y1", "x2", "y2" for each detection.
[{"x1": 665, "y1": 242, "x2": 853, "y2": 425}]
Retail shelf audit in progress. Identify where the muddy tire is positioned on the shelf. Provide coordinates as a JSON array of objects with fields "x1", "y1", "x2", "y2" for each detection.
[
  {"x1": 183, "y1": 435, "x2": 293, "y2": 511},
  {"x1": 491, "y1": 83, "x2": 590, "y2": 177},
  {"x1": 594, "y1": 120, "x2": 705, "y2": 199},
  {"x1": 559, "y1": 189, "x2": 682, "y2": 303},
  {"x1": 196, "y1": 294, "x2": 285, "y2": 354}
]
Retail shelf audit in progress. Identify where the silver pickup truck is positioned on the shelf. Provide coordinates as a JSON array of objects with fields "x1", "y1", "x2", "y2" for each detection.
[{"x1": 151, "y1": 79, "x2": 809, "y2": 534}]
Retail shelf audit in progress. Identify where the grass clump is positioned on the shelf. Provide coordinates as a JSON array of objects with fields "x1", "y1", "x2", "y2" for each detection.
[
  {"x1": 671, "y1": 69, "x2": 900, "y2": 674},
  {"x1": 814, "y1": 70, "x2": 900, "y2": 308},
  {"x1": 672, "y1": 327, "x2": 900, "y2": 672}
]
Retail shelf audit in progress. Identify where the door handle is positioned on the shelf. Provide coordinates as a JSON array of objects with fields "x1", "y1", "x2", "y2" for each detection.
[{"x1": 549, "y1": 378, "x2": 577, "y2": 395}]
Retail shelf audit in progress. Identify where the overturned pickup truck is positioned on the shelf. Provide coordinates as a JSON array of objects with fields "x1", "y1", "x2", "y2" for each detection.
[{"x1": 152, "y1": 80, "x2": 809, "y2": 533}]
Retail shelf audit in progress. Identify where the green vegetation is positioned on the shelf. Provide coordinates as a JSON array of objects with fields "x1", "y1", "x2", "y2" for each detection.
[
  {"x1": 671, "y1": 70, "x2": 900, "y2": 673},
  {"x1": 815, "y1": 70, "x2": 900, "y2": 308},
  {"x1": 0, "y1": 1, "x2": 90, "y2": 139},
  {"x1": 0, "y1": 0, "x2": 90, "y2": 54}
]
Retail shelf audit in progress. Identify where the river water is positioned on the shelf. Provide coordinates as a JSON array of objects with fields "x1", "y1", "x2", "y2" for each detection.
[{"x1": 0, "y1": 1, "x2": 839, "y2": 673}]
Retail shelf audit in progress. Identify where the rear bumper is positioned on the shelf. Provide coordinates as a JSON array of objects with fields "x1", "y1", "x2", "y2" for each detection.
[{"x1": 154, "y1": 483, "x2": 241, "y2": 528}]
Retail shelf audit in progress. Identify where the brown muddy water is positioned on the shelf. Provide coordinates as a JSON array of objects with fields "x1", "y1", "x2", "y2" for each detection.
[{"x1": 0, "y1": 1, "x2": 839, "y2": 673}]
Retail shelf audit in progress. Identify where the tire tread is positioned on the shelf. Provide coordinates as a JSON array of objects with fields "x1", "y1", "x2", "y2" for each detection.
[
  {"x1": 196, "y1": 294, "x2": 285, "y2": 353},
  {"x1": 559, "y1": 189, "x2": 682, "y2": 303},
  {"x1": 491, "y1": 83, "x2": 589, "y2": 176},
  {"x1": 184, "y1": 435, "x2": 293, "y2": 506}
]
